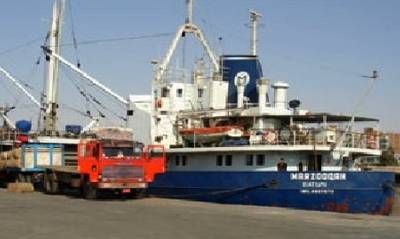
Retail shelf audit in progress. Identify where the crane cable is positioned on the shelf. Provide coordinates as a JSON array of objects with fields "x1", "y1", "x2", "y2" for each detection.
[
  {"x1": 67, "y1": 0, "x2": 81, "y2": 68},
  {"x1": 60, "y1": 65, "x2": 126, "y2": 122},
  {"x1": 60, "y1": 66, "x2": 105, "y2": 119}
]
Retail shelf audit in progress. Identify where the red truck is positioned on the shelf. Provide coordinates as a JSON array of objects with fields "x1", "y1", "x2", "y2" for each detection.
[{"x1": 42, "y1": 127, "x2": 166, "y2": 199}]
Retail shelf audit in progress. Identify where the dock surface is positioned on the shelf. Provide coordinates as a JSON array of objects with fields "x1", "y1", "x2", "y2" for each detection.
[{"x1": 0, "y1": 189, "x2": 399, "y2": 239}]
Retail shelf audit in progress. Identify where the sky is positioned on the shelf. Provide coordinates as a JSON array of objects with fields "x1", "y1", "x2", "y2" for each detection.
[{"x1": 0, "y1": 0, "x2": 399, "y2": 132}]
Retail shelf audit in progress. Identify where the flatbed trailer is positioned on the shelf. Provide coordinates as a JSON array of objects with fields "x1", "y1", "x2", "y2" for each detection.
[{"x1": 0, "y1": 143, "x2": 67, "y2": 185}]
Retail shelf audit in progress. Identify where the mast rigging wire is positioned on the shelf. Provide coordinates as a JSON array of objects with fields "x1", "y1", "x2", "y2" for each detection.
[
  {"x1": 67, "y1": 0, "x2": 81, "y2": 67},
  {"x1": 0, "y1": 37, "x2": 42, "y2": 57},
  {"x1": 58, "y1": 32, "x2": 173, "y2": 47}
]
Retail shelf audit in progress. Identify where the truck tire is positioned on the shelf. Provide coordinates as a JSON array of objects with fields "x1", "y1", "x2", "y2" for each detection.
[
  {"x1": 44, "y1": 172, "x2": 59, "y2": 194},
  {"x1": 82, "y1": 178, "x2": 98, "y2": 200}
]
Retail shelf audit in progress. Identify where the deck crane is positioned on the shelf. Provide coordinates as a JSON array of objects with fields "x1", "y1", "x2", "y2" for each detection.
[
  {"x1": 41, "y1": 46, "x2": 133, "y2": 125},
  {"x1": 155, "y1": 0, "x2": 219, "y2": 82},
  {"x1": 0, "y1": 64, "x2": 98, "y2": 133},
  {"x1": 41, "y1": 0, "x2": 99, "y2": 134},
  {"x1": 332, "y1": 70, "x2": 380, "y2": 166}
]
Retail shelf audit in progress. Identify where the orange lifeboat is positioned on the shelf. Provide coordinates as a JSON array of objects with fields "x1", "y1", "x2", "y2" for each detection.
[{"x1": 179, "y1": 126, "x2": 244, "y2": 144}]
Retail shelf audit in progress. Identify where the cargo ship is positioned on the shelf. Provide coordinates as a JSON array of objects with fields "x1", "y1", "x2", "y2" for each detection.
[{"x1": 129, "y1": 1, "x2": 396, "y2": 214}]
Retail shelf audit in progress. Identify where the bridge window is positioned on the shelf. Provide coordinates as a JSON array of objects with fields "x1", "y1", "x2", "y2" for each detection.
[
  {"x1": 182, "y1": 155, "x2": 187, "y2": 166},
  {"x1": 161, "y1": 87, "x2": 170, "y2": 97},
  {"x1": 246, "y1": 155, "x2": 254, "y2": 166},
  {"x1": 198, "y1": 89, "x2": 204, "y2": 98},
  {"x1": 216, "y1": 155, "x2": 223, "y2": 166},
  {"x1": 225, "y1": 155, "x2": 233, "y2": 166},
  {"x1": 174, "y1": 155, "x2": 187, "y2": 167},
  {"x1": 176, "y1": 88, "x2": 183, "y2": 97},
  {"x1": 256, "y1": 154, "x2": 265, "y2": 166}
]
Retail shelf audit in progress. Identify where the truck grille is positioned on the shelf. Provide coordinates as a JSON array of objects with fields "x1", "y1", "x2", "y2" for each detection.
[{"x1": 102, "y1": 166, "x2": 143, "y2": 180}]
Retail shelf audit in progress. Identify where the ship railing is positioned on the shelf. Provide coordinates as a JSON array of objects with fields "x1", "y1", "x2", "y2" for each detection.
[
  {"x1": 251, "y1": 128, "x2": 379, "y2": 150},
  {"x1": 158, "y1": 69, "x2": 189, "y2": 84},
  {"x1": 0, "y1": 129, "x2": 83, "y2": 144},
  {"x1": 0, "y1": 128, "x2": 19, "y2": 142}
]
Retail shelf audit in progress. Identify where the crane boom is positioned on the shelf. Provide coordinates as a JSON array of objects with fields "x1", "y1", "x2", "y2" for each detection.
[
  {"x1": 0, "y1": 108, "x2": 16, "y2": 130},
  {"x1": 42, "y1": 46, "x2": 129, "y2": 106},
  {"x1": 0, "y1": 65, "x2": 42, "y2": 108}
]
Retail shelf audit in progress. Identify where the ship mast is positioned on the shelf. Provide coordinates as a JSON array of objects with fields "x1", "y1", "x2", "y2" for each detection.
[
  {"x1": 43, "y1": 0, "x2": 64, "y2": 135},
  {"x1": 250, "y1": 10, "x2": 262, "y2": 56},
  {"x1": 155, "y1": 0, "x2": 219, "y2": 82}
]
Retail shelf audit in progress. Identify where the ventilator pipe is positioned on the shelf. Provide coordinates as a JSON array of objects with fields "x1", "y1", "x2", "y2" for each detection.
[
  {"x1": 234, "y1": 72, "x2": 250, "y2": 109},
  {"x1": 257, "y1": 78, "x2": 269, "y2": 112},
  {"x1": 237, "y1": 84, "x2": 245, "y2": 108}
]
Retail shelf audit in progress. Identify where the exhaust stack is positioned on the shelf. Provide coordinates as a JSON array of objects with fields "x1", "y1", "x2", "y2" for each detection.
[{"x1": 272, "y1": 82, "x2": 289, "y2": 109}]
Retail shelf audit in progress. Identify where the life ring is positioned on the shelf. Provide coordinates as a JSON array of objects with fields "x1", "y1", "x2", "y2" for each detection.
[{"x1": 263, "y1": 131, "x2": 276, "y2": 144}]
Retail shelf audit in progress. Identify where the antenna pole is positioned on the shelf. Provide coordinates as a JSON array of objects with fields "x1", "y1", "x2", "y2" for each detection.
[
  {"x1": 186, "y1": 0, "x2": 193, "y2": 24},
  {"x1": 250, "y1": 10, "x2": 262, "y2": 56}
]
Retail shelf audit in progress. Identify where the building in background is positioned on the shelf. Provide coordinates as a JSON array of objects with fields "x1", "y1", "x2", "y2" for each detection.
[{"x1": 386, "y1": 133, "x2": 400, "y2": 161}]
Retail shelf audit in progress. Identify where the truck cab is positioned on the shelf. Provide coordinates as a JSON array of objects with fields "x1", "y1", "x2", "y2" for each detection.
[{"x1": 78, "y1": 140, "x2": 165, "y2": 195}]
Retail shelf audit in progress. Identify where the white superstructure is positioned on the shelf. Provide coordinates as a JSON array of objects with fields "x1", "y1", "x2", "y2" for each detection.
[{"x1": 128, "y1": 3, "x2": 382, "y2": 175}]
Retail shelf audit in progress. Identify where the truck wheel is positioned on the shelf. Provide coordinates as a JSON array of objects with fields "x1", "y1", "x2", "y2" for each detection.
[
  {"x1": 82, "y1": 179, "x2": 97, "y2": 200},
  {"x1": 44, "y1": 172, "x2": 59, "y2": 194}
]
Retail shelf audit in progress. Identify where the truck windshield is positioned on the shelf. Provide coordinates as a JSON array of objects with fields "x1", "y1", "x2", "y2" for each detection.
[{"x1": 102, "y1": 147, "x2": 138, "y2": 158}]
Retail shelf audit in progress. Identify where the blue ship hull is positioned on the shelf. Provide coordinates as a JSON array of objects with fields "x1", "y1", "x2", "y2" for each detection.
[{"x1": 148, "y1": 171, "x2": 396, "y2": 215}]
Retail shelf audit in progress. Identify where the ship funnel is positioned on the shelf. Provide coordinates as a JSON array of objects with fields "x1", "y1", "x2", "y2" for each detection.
[
  {"x1": 257, "y1": 78, "x2": 269, "y2": 112},
  {"x1": 234, "y1": 71, "x2": 250, "y2": 108},
  {"x1": 272, "y1": 82, "x2": 289, "y2": 109}
]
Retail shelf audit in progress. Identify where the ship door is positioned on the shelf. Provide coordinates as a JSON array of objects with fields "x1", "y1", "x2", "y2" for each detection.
[{"x1": 308, "y1": 154, "x2": 322, "y2": 171}]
